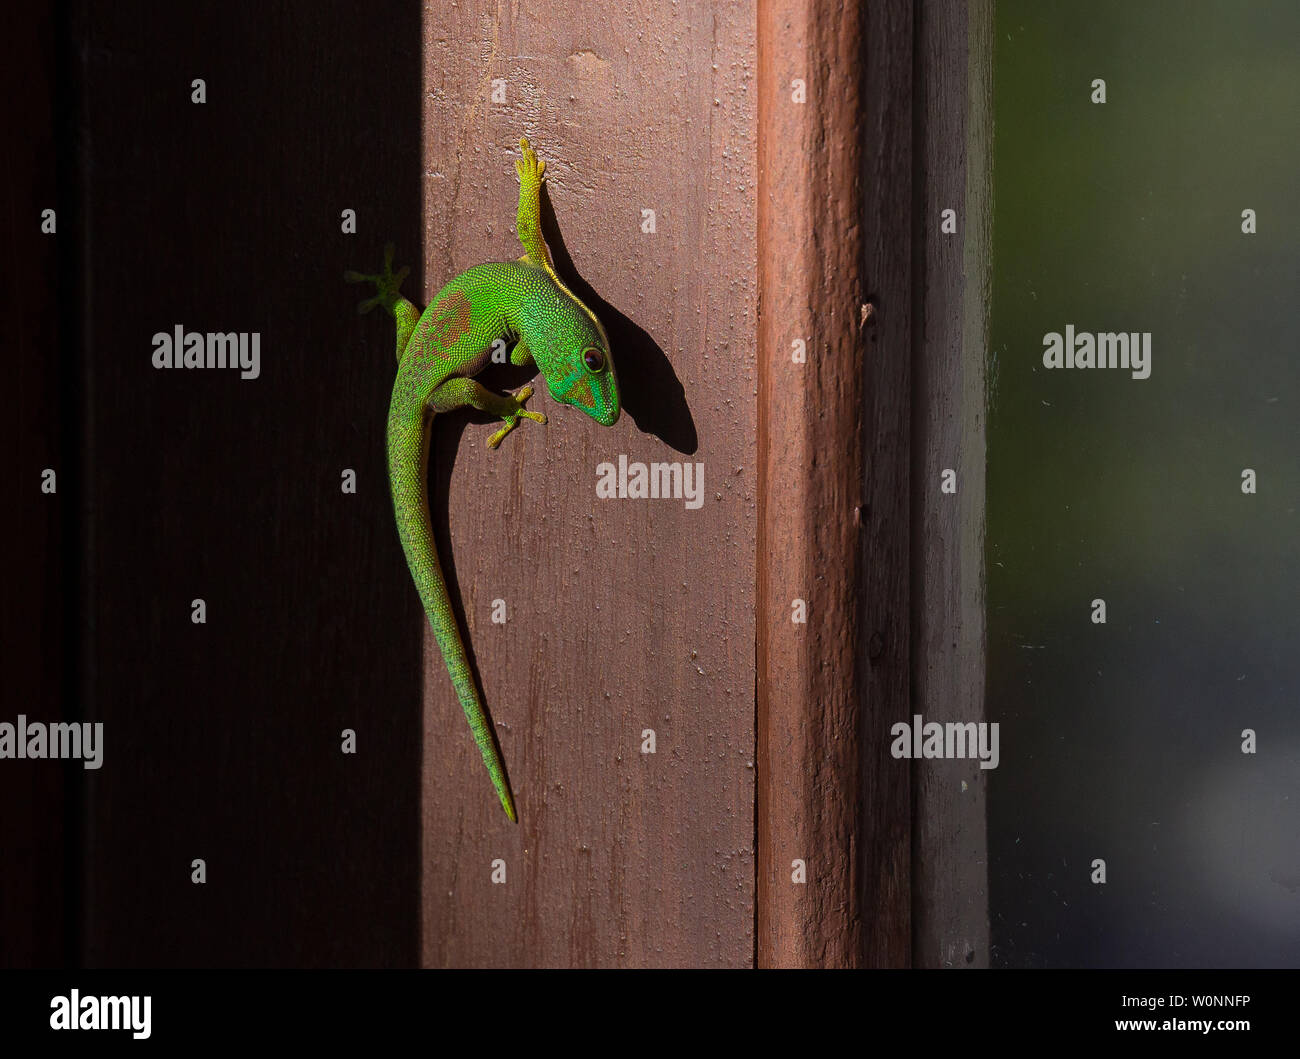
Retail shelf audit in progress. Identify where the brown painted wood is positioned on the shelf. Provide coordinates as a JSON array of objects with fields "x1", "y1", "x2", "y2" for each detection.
[
  {"x1": 70, "y1": 2, "x2": 426, "y2": 966},
  {"x1": 911, "y1": 0, "x2": 992, "y2": 968},
  {"x1": 755, "y1": 0, "x2": 874, "y2": 967},
  {"x1": 418, "y1": 3, "x2": 758, "y2": 967}
]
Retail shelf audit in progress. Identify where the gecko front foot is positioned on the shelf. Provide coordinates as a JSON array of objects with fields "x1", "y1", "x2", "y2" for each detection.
[
  {"x1": 515, "y1": 137, "x2": 547, "y2": 190},
  {"x1": 486, "y1": 385, "x2": 548, "y2": 449},
  {"x1": 344, "y1": 242, "x2": 410, "y2": 314}
]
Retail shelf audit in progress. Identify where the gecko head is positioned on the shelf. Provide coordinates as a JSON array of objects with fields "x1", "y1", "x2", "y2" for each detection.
[{"x1": 541, "y1": 322, "x2": 620, "y2": 427}]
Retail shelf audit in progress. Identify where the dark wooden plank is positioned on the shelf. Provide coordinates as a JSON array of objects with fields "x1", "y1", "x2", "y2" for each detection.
[
  {"x1": 0, "y1": 0, "x2": 67, "y2": 969},
  {"x1": 418, "y1": 3, "x2": 757, "y2": 966},
  {"x1": 74, "y1": 1, "x2": 425, "y2": 966},
  {"x1": 856, "y1": 0, "x2": 916, "y2": 967},
  {"x1": 911, "y1": 0, "x2": 992, "y2": 968},
  {"x1": 755, "y1": 0, "x2": 871, "y2": 967}
]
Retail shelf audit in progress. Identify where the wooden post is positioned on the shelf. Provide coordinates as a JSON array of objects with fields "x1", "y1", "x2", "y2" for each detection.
[
  {"x1": 418, "y1": 2, "x2": 759, "y2": 967},
  {"x1": 757, "y1": 0, "x2": 989, "y2": 968},
  {"x1": 911, "y1": 0, "x2": 992, "y2": 968},
  {"x1": 755, "y1": 0, "x2": 909, "y2": 967}
]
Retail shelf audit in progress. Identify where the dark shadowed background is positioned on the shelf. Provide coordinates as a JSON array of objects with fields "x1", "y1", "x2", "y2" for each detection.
[{"x1": 987, "y1": 0, "x2": 1300, "y2": 967}]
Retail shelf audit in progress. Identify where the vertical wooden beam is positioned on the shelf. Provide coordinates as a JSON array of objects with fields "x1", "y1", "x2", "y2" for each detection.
[
  {"x1": 419, "y1": 2, "x2": 758, "y2": 967},
  {"x1": 857, "y1": 0, "x2": 916, "y2": 967},
  {"x1": 911, "y1": 0, "x2": 992, "y2": 968},
  {"x1": 756, "y1": 0, "x2": 878, "y2": 967}
]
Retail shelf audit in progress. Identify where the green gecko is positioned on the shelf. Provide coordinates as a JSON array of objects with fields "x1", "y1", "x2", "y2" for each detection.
[{"x1": 346, "y1": 137, "x2": 619, "y2": 822}]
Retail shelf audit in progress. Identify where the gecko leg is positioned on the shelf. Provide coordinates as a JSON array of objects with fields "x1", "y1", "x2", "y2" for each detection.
[
  {"x1": 345, "y1": 242, "x2": 419, "y2": 358},
  {"x1": 427, "y1": 378, "x2": 547, "y2": 449},
  {"x1": 509, "y1": 335, "x2": 536, "y2": 368},
  {"x1": 514, "y1": 137, "x2": 553, "y2": 270}
]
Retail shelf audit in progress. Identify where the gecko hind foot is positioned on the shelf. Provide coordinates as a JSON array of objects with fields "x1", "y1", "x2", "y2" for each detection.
[
  {"x1": 344, "y1": 242, "x2": 410, "y2": 314},
  {"x1": 486, "y1": 385, "x2": 548, "y2": 449}
]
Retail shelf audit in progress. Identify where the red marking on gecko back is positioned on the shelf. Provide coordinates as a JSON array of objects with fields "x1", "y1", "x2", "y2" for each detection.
[{"x1": 424, "y1": 290, "x2": 472, "y2": 358}]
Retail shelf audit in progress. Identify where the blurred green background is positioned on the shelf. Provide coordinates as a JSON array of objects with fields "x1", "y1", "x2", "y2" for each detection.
[{"x1": 987, "y1": 0, "x2": 1299, "y2": 966}]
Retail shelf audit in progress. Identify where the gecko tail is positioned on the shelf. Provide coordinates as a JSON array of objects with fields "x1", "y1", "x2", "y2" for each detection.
[
  {"x1": 450, "y1": 682, "x2": 519, "y2": 823},
  {"x1": 498, "y1": 782, "x2": 518, "y2": 823},
  {"x1": 443, "y1": 647, "x2": 520, "y2": 824},
  {"x1": 389, "y1": 406, "x2": 519, "y2": 823}
]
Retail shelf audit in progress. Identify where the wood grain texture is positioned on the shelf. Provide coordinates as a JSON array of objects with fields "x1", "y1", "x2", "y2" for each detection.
[
  {"x1": 856, "y1": 0, "x2": 916, "y2": 967},
  {"x1": 419, "y1": 2, "x2": 758, "y2": 967},
  {"x1": 755, "y1": 0, "x2": 869, "y2": 967},
  {"x1": 910, "y1": 0, "x2": 991, "y2": 968}
]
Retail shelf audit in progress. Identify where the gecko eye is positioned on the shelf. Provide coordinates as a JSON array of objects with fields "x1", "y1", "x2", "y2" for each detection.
[{"x1": 581, "y1": 348, "x2": 605, "y2": 373}]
